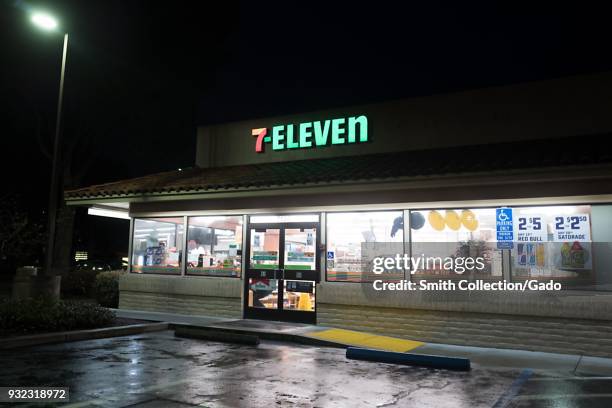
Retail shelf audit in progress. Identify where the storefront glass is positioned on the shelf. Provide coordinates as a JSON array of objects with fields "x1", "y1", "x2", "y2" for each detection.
[
  {"x1": 249, "y1": 228, "x2": 280, "y2": 269},
  {"x1": 284, "y1": 228, "x2": 316, "y2": 271},
  {"x1": 410, "y1": 209, "x2": 503, "y2": 281},
  {"x1": 186, "y1": 216, "x2": 243, "y2": 277},
  {"x1": 248, "y1": 278, "x2": 279, "y2": 309},
  {"x1": 508, "y1": 204, "x2": 612, "y2": 290},
  {"x1": 283, "y1": 280, "x2": 316, "y2": 311},
  {"x1": 246, "y1": 279, "x2": 316, "y2": 311},
  {"x1": 326, "y1": 211, "x2": 404, "y2": 282},
  {"x1": 131, "y1": 218, "x2": 184, "y2": 274},
  {"x1": 128, "y1": 204, "x2": 612, "y2": 292}
]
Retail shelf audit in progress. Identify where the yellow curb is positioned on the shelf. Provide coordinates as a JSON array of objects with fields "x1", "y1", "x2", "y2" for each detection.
[{"x1": 305, "y1": 328, "x2": 424, "y2": 353}]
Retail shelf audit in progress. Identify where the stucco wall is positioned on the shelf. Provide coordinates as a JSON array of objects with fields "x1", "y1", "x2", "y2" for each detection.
[{"x1": 197, "y1": 72, "x2": 612, "y2": 168}]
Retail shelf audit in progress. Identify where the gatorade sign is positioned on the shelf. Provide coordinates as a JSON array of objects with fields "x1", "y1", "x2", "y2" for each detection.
[{"x1": 252, "y1": 115, "x2": 368, "y2": 153}]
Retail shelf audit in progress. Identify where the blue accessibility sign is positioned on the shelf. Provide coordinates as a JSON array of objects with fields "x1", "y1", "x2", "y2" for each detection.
[
  {"x1": 496, "y1": 207, "x2": 514, "y2": 249},
  {"x1": 327, "y1": 251, "x2": 335, "y2": 260}
]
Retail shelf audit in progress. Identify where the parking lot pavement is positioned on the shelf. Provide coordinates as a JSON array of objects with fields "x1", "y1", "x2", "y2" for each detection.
[{"x1": 0, "y1": 331, "x2": 610, "y2": 407}]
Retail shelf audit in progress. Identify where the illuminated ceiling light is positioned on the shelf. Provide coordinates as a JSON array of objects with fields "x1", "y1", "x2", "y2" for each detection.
[
  {"x1": 31, "y1": 13, "x2": 58, "y2": 30},
  {"x1": 88, "y1": 207, "x2": 130, "y2": 220}
]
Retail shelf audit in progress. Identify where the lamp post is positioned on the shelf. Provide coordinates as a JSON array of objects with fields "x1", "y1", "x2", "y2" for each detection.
[{"x1": 31, "y1": 12, "x2": 68, "y2": 276}]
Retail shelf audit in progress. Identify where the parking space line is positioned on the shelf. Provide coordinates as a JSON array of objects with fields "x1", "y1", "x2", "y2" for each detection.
[
  {"x1": 527, "y1": 376, "x2": 612, "y2": 381},
  {"x1": 492, "y1": 369, "x2": 533, "y2": 408},
  {"x1": 514, "y1": 393, "x2": 612, "y2": 400}
]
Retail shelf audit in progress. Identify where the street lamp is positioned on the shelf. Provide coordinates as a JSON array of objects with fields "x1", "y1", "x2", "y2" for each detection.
[
  {"x1": 31, "y1": 11, "x2": 68, "y2": 277},
  {"x1": 31, "y1": 13, "x2": 58, "y2": 30}
]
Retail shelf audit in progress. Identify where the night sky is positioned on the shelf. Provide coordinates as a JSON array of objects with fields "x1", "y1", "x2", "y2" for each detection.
[{"x1": 2, "y1": 1, "x2": 611, "y2": 259}]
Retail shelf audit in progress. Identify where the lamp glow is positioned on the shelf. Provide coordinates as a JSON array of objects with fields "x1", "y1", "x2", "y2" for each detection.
[
  {"x1": 31, "y1": 13, "x2": 58, "y2": 30},
  {"x1": 88, "y1": 207, "x2": 130, "y2": 220}
]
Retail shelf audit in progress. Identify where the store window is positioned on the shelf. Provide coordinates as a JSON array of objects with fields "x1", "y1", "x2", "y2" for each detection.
[
  {"x1": 326, "y1": 211, "x2": 404, "y2": 282},
  {"x1": 284, "y1": 227, "x2": 317, "y2": 271},
  {"x1": 249, "y1": 227, "x2": 280, "y2": 269},
  {"x1": 186, "y1": 216, "x2": 243, "y2": 277},
  {"x1": 284, "y1": 280, "x2": 316, "y2": 311},
  {"x1": 131, "y1": 218, "x2": 184, "y2": 274},
  {"x1": 510, "y1": 205, "x2": 599, "y2": 289},
  {"x1": 410, "y1": 209, "x2": 502, "y2": 281}
]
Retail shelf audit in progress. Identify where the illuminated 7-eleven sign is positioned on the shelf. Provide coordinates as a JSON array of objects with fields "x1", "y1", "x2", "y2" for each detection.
[{"x1": 252, "y1": 115, "x2": 368, "y2": 153}]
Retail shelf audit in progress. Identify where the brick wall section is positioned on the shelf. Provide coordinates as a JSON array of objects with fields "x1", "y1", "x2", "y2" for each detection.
[
  {"x1": 317, "y1": 282, "x2": 612, "y2": 357},
  {"x1": 118, "y1": 275, "x2": 612, "y2": 356},
  {"x1": 120, "y1": 292, "x2": 241, "y2": 318},
  {"x1": 318, "y1": 303, "x2": 612, "y2": 357},
  {"x1": 119, "y1": 274, "x2": 242, "y2": 319},
  {"x1": 317, "y1": 282, "x2": 612, "y2": 320}
]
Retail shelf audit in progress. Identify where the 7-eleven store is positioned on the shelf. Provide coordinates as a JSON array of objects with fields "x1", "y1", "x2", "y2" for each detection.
[{"x1": 67, "y1": 73, "x2": 612, "y2": 356}]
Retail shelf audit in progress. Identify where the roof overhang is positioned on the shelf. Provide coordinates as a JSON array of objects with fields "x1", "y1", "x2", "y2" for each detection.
[{"x1": 66, "y1": 163, "x2": 612, "y2": 207}]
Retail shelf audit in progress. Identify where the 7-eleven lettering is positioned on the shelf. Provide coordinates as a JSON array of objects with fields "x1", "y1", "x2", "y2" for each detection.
[{"x1": 252, "y1": 128, "x2": 269, "y2": 153}]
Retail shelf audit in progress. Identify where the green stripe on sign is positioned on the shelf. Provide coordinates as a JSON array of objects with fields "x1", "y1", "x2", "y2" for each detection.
[
  {"x1": 250, "y1": 264, "x2": 278, "y2": 269},
  {"x1": 284, "y1": 265, "x2": 313, "y2": 270},
  {"x1": 252, "y1": 256, "x2": 278, "y2": 261}
]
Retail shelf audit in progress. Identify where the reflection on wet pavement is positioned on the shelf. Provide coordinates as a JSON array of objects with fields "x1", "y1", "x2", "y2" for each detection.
[{"x1": 0, "y1": 331, "x2": 608, "y2": 407}]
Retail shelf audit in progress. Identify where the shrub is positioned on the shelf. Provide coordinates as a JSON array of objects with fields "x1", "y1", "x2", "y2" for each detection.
[
  {"x1": 61, "y1": 268, "x2": 99, "y2": 297},
  {"x1": 57, "y1": 301, "x2": 115, "y2": 330},
  {"x1": 93, "y1": 270, "x2": 125, "y2": 308},
  {"x1": 0, "y1": 297, "x2": 115, "y2": 336}
]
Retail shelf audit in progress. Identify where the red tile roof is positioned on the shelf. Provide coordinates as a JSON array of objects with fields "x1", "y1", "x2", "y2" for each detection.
[{"x1": 65, "y1": 135, "x2": 612, "y2": 201}]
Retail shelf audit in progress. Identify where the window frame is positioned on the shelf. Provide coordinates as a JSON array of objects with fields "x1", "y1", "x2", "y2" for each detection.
[
  {"x1": 324, "y1": 209, "x2": 406, "y2": 283},
  {"x1": 185, "y1": 215, "x2": 245, "y2": 278},
  {"x1": 323, "y1": 203, "x2": 610, "y2": 290},
  {"x1": 129, "y1": 216, "x2": 186, "y2": 275}
]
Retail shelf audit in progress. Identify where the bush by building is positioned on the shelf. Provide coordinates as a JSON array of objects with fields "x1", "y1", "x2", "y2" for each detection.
[
  {"x1": 0, "y1": 297, "x2": 115, "y2": 337},
  {"x1": 61, "y1": 268, "x2": 99, "y2": 297},
  {"x1": 93, "y1": 270, "x2": 125, "y2": 308}
]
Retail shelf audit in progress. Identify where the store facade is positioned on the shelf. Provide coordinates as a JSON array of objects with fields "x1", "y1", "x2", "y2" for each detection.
[{"x1": 66, "y1": 72, "x2": 612, "y2": 355}]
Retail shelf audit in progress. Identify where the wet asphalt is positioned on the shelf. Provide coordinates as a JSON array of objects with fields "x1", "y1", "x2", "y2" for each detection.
[{"x1": 0, "y1": 331, "x2": 611, "y2": 407}]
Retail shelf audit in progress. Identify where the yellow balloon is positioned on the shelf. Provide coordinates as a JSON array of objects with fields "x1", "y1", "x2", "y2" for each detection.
[
  {"x1": 428, "y1": 210, "x2": 446, "y2": 231},
  {"x1": 461, "y1": 209, "x2": 479, "y2": 231},
  {"x1": 445, "y1": 210, "x2": 461, "y2": 230}
]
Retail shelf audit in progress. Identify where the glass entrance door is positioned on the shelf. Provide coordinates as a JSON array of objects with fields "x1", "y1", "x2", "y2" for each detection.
[{"x1": 245, "y1": 222, "x2": 319, "y2": 323}]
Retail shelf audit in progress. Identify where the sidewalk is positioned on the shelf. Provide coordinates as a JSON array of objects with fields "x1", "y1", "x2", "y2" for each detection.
[{"x1": 114, "y1": 308, "x2": 612, "y2": 376}]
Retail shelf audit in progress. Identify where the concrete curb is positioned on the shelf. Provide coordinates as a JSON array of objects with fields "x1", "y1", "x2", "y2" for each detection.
[
  {"x1": 169, "y1": 323, "x2": 351, "y2": 349},
  {"x1": 0, "y1": 322, "x2": 169, "y2": 350},
  {"x1": 346, "y1": 347, "x2": 471, "y2": 371},
  {"x1": 175, "y1": 326, "x2": 260, "y2": 345}
]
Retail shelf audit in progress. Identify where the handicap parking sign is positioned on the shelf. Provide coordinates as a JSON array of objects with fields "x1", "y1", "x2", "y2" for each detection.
[{"x1": 496, "y1": 208, "x2": 514, "y2": 249}]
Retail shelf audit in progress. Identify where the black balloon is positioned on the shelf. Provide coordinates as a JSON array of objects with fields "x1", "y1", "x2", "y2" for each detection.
[{"x1": 410, "y1": 212, "x2": 425, "y2": 230}]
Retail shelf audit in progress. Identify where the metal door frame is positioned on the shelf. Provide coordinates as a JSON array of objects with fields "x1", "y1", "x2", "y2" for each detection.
[{"x1": 244, "y1": 221, "x2": 320, "y2": 323}]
